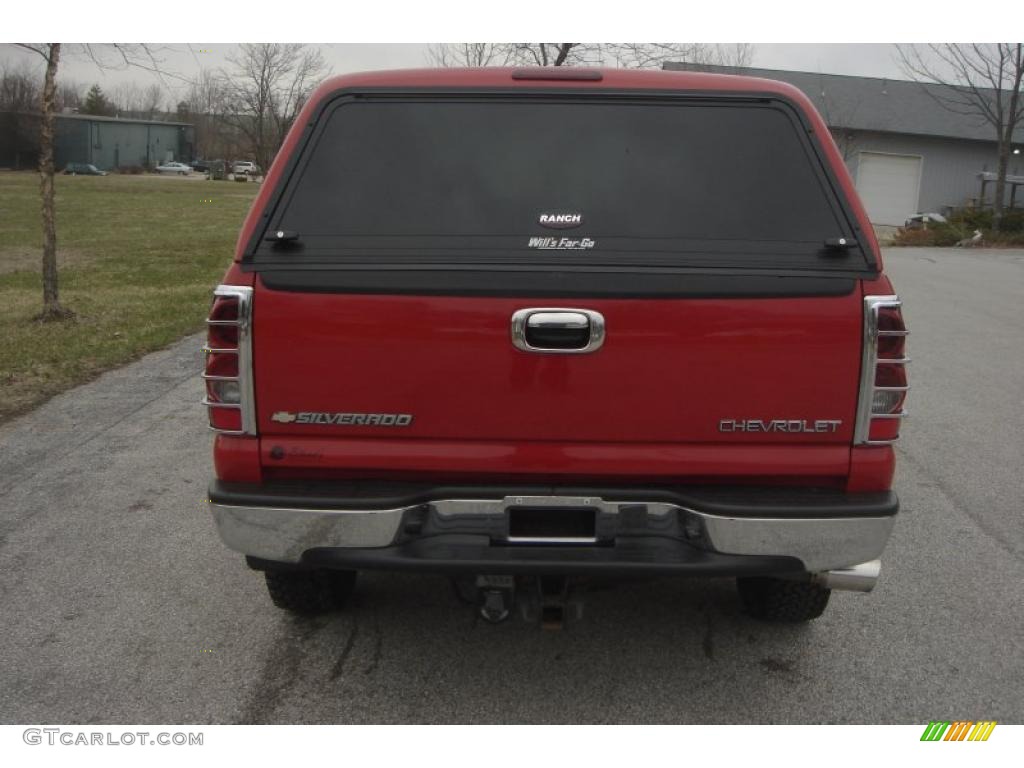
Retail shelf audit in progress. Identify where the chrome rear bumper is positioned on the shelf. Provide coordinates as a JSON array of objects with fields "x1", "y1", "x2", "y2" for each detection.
[{"x1": 209, "y1": 493, "x2": 896, "y2": 588}]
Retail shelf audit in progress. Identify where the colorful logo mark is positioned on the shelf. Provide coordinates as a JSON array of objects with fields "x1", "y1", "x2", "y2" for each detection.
[{"x1": 921, "y1": 721, "x2": 997, "y2": 742}]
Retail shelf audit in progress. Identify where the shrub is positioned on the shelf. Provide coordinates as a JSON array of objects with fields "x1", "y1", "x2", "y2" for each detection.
[
  {"x1": 983, "y1": 231, "x2": 1024, "y2": 246},
  {"x1": 997, "y1": 210, "x2": 1024, "y2": 233},
  {"x1": 892, "y1": 222, "x2": 963, "y2": 247},
  {"x1": 950, "y1": 209, "x2": 992, "y2": 230},
  {"x1": 949, "y1": 208, "x2": 1024, "y2": 233}
]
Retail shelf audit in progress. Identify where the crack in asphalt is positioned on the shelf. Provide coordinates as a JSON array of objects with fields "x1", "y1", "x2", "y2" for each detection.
[
  {"x1": 330, "y1": 614, "x2": 360, "y2": 682},
  {"x1": 364, "y1": 608, "x2": 383, "y2": 676},
  {"x1": 237, "y1": 615, "x2": 331, "y2": 724},
  {"x1": 897, "y1": 446, "x2": 1023, "y2": 562},
  {"x1": 701, "y1": 607, "x2": 715, "y2": 660}
]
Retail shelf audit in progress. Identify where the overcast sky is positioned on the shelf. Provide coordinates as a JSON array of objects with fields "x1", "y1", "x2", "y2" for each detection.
[{"x1": 1, "y1": 43, "x2": 909, "y2": 99}]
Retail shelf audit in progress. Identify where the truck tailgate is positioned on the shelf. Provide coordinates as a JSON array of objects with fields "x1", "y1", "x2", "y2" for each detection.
[{"x1": 252, "y1": 286, "x2": 861, "y2": 476}]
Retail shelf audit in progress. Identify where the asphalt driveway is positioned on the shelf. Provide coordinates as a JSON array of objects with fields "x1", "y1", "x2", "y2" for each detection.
[{"x1": 1, "y1": 247, "x2": 1022, "y2": 723}]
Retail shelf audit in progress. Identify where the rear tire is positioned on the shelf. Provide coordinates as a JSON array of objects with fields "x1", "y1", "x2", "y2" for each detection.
[
  {"x1": 263, "y1": 569, "x2": 357, "y2": 615},
  {"x1": 736, "y1": 576, "x2": 831, "y2": 622}
]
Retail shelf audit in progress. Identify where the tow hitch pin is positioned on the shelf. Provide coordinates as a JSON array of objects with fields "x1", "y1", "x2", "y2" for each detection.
[{"x1": 480, "y1": 589, "x2": 512, "y2": 624}]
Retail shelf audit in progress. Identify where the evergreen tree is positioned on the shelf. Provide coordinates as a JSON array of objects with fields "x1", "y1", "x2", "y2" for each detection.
[{"x1": 82, "y1": 84, "x2": 114, "y2": 116}]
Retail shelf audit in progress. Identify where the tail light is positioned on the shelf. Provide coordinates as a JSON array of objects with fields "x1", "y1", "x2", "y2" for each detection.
[
  {"x1": 854, "y1": 296, "x2": 909, "y2": 445},
  {"x1": 203, "y1": 285, "x2": 255, "y2": 435}
]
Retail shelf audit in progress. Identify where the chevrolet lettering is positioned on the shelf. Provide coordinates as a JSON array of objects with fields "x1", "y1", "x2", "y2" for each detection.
[{"x1": 719, "y1": 419, "x2": 843, "y2": 433}]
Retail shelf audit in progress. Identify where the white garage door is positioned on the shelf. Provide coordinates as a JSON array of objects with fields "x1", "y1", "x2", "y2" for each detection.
[{"x1": 856, "y1": 152, "x2": 922, "y2": 226}]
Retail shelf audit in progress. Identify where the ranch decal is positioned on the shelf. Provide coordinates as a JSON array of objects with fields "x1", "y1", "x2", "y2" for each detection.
[{"x1": 537, "y1": 211, "x2": 584, "y2": 229}]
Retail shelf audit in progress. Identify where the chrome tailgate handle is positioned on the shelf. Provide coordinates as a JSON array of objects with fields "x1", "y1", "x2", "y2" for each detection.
[
  {"x1": 527, "y1": 311, "x2": 590, "y2": 330},
  {"x1": 511, "y1": 308, "x2": 605, "y2": 354}
]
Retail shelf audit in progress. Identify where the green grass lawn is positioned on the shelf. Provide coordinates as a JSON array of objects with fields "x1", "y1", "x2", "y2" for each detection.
[{"x1": 0, "y1": 171, "x2": 258, "y2": 422}]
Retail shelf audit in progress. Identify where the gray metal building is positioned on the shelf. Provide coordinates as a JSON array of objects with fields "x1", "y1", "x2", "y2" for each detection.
[
  {"x1": 664, "y1": 63, "x2": 1024, "y2": 226},
  {"x1": 0, "y1": 111, "x2": 195, "y2": 171},
  {"x1": 54, "y1": 113, "x2": 194, "y2": 171}
]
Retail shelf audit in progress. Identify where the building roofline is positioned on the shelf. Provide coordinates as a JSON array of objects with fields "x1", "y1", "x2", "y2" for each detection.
[
  {"x1": 56, "y1": 112, "x2": 192, "y2": 127},
  {"x1": 663, "y1": 61, "x2": 1024, "y2": 144},
  {"x1": 667, "y1": 64, "x2": 924, "y2": 87},
  {"x1": 840, "y1": 126, "x2": 999, "y2": 145},
  {"x1": 0, "y1": 110, "x2": 192, "y2": 127},
  {"x1": 662, "y1": 61, "x2": 1015, "y2": 96}
]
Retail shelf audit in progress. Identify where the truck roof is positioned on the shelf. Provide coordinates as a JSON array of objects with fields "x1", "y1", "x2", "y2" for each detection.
[{"x1": 304, "y1": 66, "x2": 813, "y2": 104}]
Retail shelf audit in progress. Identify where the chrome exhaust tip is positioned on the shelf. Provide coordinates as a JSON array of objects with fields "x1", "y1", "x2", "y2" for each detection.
[{"x1": 813, "y1": 559, "x2": 881, "y2": 592}]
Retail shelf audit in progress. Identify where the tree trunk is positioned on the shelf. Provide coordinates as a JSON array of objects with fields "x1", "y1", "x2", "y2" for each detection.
[
  {"x1": 993, "y1": 133, "x2": 1010, "y2": 233},
  {"x1": 38, "y1": 43, "x2": 70, "y2": 321}
]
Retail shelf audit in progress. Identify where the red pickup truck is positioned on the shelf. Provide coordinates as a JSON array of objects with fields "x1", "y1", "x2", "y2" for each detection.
[{"x1": 205, "y1": 67, "x2": 908, "y2": 625}]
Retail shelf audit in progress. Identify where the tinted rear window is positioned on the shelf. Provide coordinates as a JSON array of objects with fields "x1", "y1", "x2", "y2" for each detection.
[{"x1": 255, "y1": 95, "x2": 869, "y2": 271}]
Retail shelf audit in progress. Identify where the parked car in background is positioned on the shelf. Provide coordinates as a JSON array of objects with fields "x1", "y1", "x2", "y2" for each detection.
[
  {"x1": 904, "y1": 212, "x2": 948, "y2": 230},
  {"x1": 63, "y1": 163, "x2": 107, "y2": 176},
  {"x1": 156, "y1": 161, "x2": 192, "y2": 176},
  {"x1": 231, "y1": 161, "x2": 260, "y2": 176},
  {"x1": 190, "y1": 159, "x2": 211, "y2": 172},
  {"x1": 205, "y1": 160, "x2": 228, "y2": 181}
]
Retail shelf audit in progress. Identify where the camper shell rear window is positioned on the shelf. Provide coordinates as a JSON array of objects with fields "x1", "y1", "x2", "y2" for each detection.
[{"x1": 249, "y1": 91, "x2": 874, "y2": 274}]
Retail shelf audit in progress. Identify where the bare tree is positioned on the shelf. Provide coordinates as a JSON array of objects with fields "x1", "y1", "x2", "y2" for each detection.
[
  {"x1": 111, "y1": 81, "x2": 142, "y2": 114},
  {"x1": 427, "y1": 43, "x2": 754, "y2": 70},
  {"x1": 184, "y1": 68, "x2": 229, "y2": 122},
  {"x1": 427, "y1": 44, "x2": 513, "y2": 67},
  {"x1": 14, "y1": 44, "x2": 68, "y2": 320},
  {"x1": 109, "y1": 81, "x2": 164, "y2": 119},
  {"x1": 141, "y1": 82, "x2": 164, "y2": 119},
  {"x1": 56, "y1": 80, "x2": 84, "y2": 112},
  {"x1": 218, "y1": 44, "x2": 328, "y2": 174},
  {"x1": 508, "y1": 44, "x2": 585, "y2": 66},
  {"x1": 427, "y1": 43, "x2": 591, "y2": 68},
  {"x1": 0, "y1": 59, "x2": 41, "y2": 112},
  {"x1": 898, "y1": 44, "x2": 1023, "y2": 231},
  {"x1": 711, "y1": 43, "x2": 755, "y2": 69},
  {"x1": 15, "y1": 43, "x2": 178, "y2": 321},
  {"x1": 813, "y1": 74, "x2": 867, "y2": 162},
  {"x1": 182, "y1": 68, "x2": 239, "y2": 159},
  {"x1": 596, "y1": 43, "x2": 754, "y2": 69},
  {"x1": 825, "y1": 126, "x2": 860, "y2": 164},
  {"x1": 0, "y1": 60, "x2": 43, "y2": 171}
]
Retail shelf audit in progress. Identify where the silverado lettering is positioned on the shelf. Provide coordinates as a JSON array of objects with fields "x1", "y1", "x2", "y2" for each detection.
[
  {"x1": 205, "y1": 67, "x2": 907, "y2": 626},
  {"x1": 271, "y1": 411, "x2": 413, "y2": 426},
  {"x1": 295, "y1": 412, "x2": 413, "y2": 426}
]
